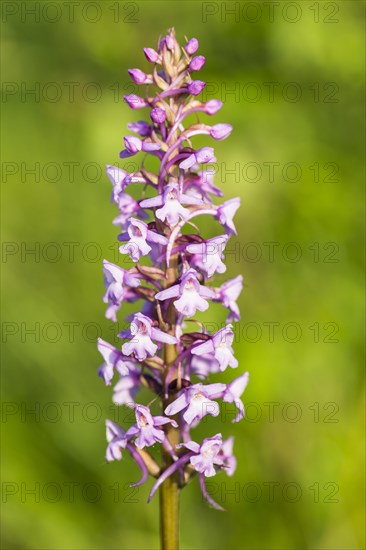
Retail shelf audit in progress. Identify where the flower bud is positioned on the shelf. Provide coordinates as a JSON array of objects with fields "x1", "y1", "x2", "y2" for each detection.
[
  {"x1": 210, "y1": 124, "x2": 233, "y2": 140},
  {"x1": 128, "y1": 68, "x2": 149, "y2": 84},
  {"x1": 124, "y1": 94, "x2": 147, "y2": 110},
  {"x1": 185, "y1": 38, "x2": 199, "y2": 55},
  {"x1": 127, "y1": 121, "x2": 151, "y2": 137},
  {"x1": 188, "y1": 80, "x2": 206, "y2": 96},
  {"x1": 165, "y1": 34, "x2": 175, "y2": 50},
  {"x1": 196, "y1": 146, "x2": 216, "y2": 164},
  {"x1": 189, "y1": 56, "x2": 206, "y2": 72},
  {"x1": 143, "y1": 47, "x2": 160, "y2": 63},
  {"x1": 150, "y1": 108, "x2": 166, "y2": 124},
  {"x1": 124, "y1": 136, "x2": 142, "y2": 154},
  {"x1": 204, "y1": 100, "x2": 223, "y2": 115}
]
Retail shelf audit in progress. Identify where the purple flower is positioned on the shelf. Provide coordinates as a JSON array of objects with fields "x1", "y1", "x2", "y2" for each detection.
[
  {"x1": 186, "y1": 235, "x2": 228, "y2": 278},
  {"x1": 127, "y1": 404, "x2": 177, "y2": 449},
  {"x1": 119, "y1": 218, "x2": 168, "y2": 261},
  {"x1": 144, "y1": 47, "x2": 160, "y2": 63},
  {"x1": 218, "y1": 437, "x2": 237, "y2": 476},
  {"x1": 204, "y1": 100, "x2": 223, "y2": 115},
  {"x1": 185, "y1": 169, "x2": 223, "y2": 202},
  {"x1": 106, "y1": 165, "x2": 130, "y2": 200},
  {"x1": 192, "y1": 324, "x2": 238, "y2": 371},
  {"x1": 188, "y1": 80, "x2": 206, "y2": 96},
  {"x1": 102, "y1": 260, "x2": 141, "y2": 321},
  {"x1": 120, "y1": 136, "x2": 161, "y2": 158},
  {"x1": 112, "y1": 363, "x2": 142, "y2": 406},
  {"x1": 127, "y1": 120, "x2": 152, "y2": 137},
  {"x1": 113, "y1": 193, "x2": 148, "y2": 229},
  {"x1": 190, "y1": 56, "x2": 206, "y2": 72},
  {"x1": 106, "y1": 420, "x2": 128, "y2": 462},
  {"x1": 150, "y1": 107, "x2": 166, "y2": 124},
  {"x1": 165, "y1": 382, "x2": 225, "y2": 424},
  {"x1": 223, "y1": 372, "x2": 249, "y2": 422},
  {"x1": 164, "y1": 33, "x2": 175, "y2": 50},
  {"x1": 185, "y1": 38, "x2": 199, "y2": 55},
  {"x1": 217, "y1": 198, "x2": 240, "y2": 235},
  {"x1": 124, "y1": 94, "x2": 148, "y2": 110},
  {"x1": 215, "y1": 275, "x2": 243, "y2": 321},
  {"x1": 140, "y1": 183, "x2": 202, "y2": 226},
  {"x1": 99, "y1": 29, "x2": 248, "y2": 515},
  {"x1": 155, "y1": 268, "x2": 216, "y2": 317},
  {"x1": 190, "y1": 353, "x2": 220, "y2": 378},
  {"x1": 121, "y1": 312, "x2": 177, "y2": 361},
  {"x1": 179, "y1": 434, "x2": 224, "y2": 477},
  {"x1": 210, "y1": 123, "x2": 233, "y2": 140},
  {"x1": 128, "y1": 68, "x2": 152, "y2": 84},
  {"x1": 97, "y1": 338, "x2": 129, "y2": 385},
  {"x1": 179, "y1": 147, "x2": 216, "y2": 170}
]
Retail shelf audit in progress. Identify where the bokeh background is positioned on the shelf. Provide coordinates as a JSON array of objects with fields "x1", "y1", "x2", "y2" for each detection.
[{"x1": 1, "y1": 1, "x2": 365, "y2": 549}]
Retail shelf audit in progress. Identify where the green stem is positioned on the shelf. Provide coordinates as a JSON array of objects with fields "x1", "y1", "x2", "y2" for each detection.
[
  {"x1": 160, "y1": 254, "x2": 180, "y2": 550},
  {"x1": 159, "y1": 424, "x2": 180, "y2": 550}
]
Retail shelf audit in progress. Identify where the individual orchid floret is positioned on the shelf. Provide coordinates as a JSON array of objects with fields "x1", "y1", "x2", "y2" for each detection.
[
  {"x1": 192, "y1": 324, "x2": 238, "y2": 371},
  {"x1": 128, "y1": 68, "x2": 152, "y2": 84},
  {"x1": 210, "y1": 123, "x2": 233, "y2": 140},
  {"x1": 127, "y1": 120, "x2": 152, "y2": 137},
  {"x1": 217, "y1": 198, "x2": 240, "y2": 235},
  {"x1": 189, "y1": 56, "x2": 206, "y2": 72},
  {"x1": 186, "y1": 235, "x2": 229, "y2": 278},
  {"x1": 127, "y1": 404, "x2": 178, "y2": 449},
  {"x1": 106, "y1": 165, "x2": 130, "y2": 201},
  {"x1": 179, "y1": 147, "x2": 216, "y2": 170},
  {"x1": 106, "y1": 419, "x2": 128, "y2": 462},
  {"x1": 190, "y1": 353, "x2": 220, "y2": 378},
  {"x1": 112, "y1": 363, "x2": 142, "y2": 406},
  {"x1": 184, "y1": 169, "x2": 223, "y2": 202},
  {"x1": 188, "y1": 80, "x2": 206, "y2": 96},
  {"x1": 218, "y1": 436, "x2": 237, "y2": 476},
  {"x1": 103, "y1": 260, "x2": 141, "y2": 321},
  {"x1": 165, "y1": 382, "x2": 225, "y2": 424},
  {"x1": 124, "y1": 94, "x2": 148, "y2": 110},
  {"x1": 121, "y1": 312, "x2": 177, "y2": 361},
  {"x1": 150, "y1": 107, "x2": 166, "y2": 124},
  {"x1": 204, "y1": 99, "x2": 223, "y2": 115},
  {"x1": 155, "y1": 268, "x2": 216, "y2": 317},
  {"x1": 214, "y1": 275, "x2": 243, "y2": 321},
  {"x1": 120, "y1": 136, "x2": 161, "y2": 158},
  {"x1": 140, "y1": 183, "x2": 203, "y2": 226},
  {"x1": 119, "y1": 218, "x2": 168, "y2": 262},
  {"x1": 97, "y1": 338, "x2": 130, "y2": 385},
  {"x1": 112, "y1": 193, "x2": 148, "y2": 229},
  {"x1": 222, "y1": 372, "x2": 249, "y2": 423},
  {"x1": 184, "y1": 38, "x2": 199, "y2": 55},
  {"x1": 179, "y1": 434, "x2": 224, "y2": 477},
  {"x1": 143, "y1": 47, "x2": 160, "y2": 63}
]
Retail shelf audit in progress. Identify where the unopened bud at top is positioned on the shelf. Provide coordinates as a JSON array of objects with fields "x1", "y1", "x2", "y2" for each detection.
[
  {"x1": 190, "y1": 56, "x2": 206, "y2": 72},
  {"x1": 210, "y1": 124, "x2": 233, "y2": 140},
  {"x1": 124, "y1": 94, "x2": 147, "y2": 110},
  {"x1": 127, "y1": 121, "x2": 151, "y2": 137},
  {"x1": 150, "y1": 108, "x2": 166, "y2": 124},
  {"x1": 144, "y1": 47, "x2": 160, "y2": 63},
  {"x1": 188, "y1": 80, "x2": 206, "y2": 96},
  {"x1": 165, "y1": 34, "x2": 175, "y2": 50},
  {"x1": 204, "y1": 100, "x2": 223, "y2": 115},
  {"x1": 128, "y1": 68, "x2": 149, "y2": 84},
  {"x1": 185, "y1": 38, "x2": 199, "y2": 55}
]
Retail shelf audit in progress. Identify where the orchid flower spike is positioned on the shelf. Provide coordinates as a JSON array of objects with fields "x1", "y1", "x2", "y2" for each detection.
[{"x1": 97, "y1": 28, "x2": 248, "y2": 527}]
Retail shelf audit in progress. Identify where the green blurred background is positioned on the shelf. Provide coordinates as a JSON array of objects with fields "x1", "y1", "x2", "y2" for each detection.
[{"x1": 1, "y1": 1, "x2": 365, "y2": 549}]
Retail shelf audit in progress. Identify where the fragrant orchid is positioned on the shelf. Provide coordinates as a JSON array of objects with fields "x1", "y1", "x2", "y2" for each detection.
[{"x1": 97, "y1": 29, "x2": 249, "y2": 547}]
